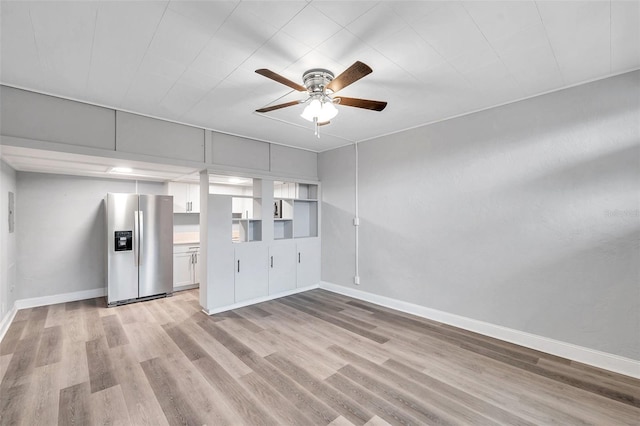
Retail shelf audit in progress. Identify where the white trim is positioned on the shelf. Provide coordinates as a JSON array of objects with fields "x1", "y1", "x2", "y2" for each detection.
[
  {"x1": 173, "y1": 284, "x2": 200, "y2": 293},
  {"x1": 0, "y1": 304, "x2": 18, "y2": 343},
  {"x1": 1, "y1": 287, "x2": 106, "y2": 343},
  {"x1": 14, "y1": 287, "x2": 106, "y2": 310},
  {"x1": 319, "y1": 281, "x2": 640, "y2": 379},
  {"x1": 202, "y1": 284, "x2": 319, "y2": 315}
]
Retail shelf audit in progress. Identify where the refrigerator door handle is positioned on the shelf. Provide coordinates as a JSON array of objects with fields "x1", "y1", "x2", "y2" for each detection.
[
  {"x1": 134, "y1": 210, "x2": 139, "y2": 266},
  {"x1": 138, "y1": 211, "x2": 144, "y2": 265}
]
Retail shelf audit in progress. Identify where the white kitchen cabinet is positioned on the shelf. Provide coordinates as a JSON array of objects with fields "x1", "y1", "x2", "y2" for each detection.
[
  {"x1": 296, "y1": 238, "x2": 321, "y2": 288},
  {"x1": 188, "y1": 184, "x2": 200, "y2": 213},
  {"x1": 116, "y1": 111, "x2": 205, "y2": 162},
  {"x1": 268, "y1": 242, "x2": 296, "y2": 294},
  {"x1": 174, "y1": 250, "x2": 193, "y2": 288},
  {"x1": 234, "y1": 243, "x2": 268, "y2": 302},
  {"x1": 174, "y1": 245, "x2": 200, "y2": 290},
  {"x1": 168, "y1": 182, "x2": 200, "y2": 213},
  {"x1": 193, "y1": 251, "x2": 200, "y2": 284}
]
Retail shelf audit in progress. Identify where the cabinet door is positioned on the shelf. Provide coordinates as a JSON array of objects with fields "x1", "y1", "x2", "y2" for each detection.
[
  {"x1": 173, "y1": 251, "x2": 193, "y2": 288},
  {"x1": 268, "y1": 243, "x2": 296, "y2": 295},
  {"x1": 188, "y1": 184, "x2": 200, "y2": 213},
  {"x1": 296, "y1": 239, "x2": 321, "y2": 288},
  {"x1": 168, "y1": 182, "x2": 189, "y2": 213},
  {"x1": 234, "y1": 244, "x2": 268, "y2": 302},
  {"x1": 192, "y1": 249, "x2": 200, "y2": 284}
]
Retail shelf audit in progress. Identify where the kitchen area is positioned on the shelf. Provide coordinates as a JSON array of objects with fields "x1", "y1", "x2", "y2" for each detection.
[
  {"x1": 0, "y1": 86, "x2": 320, "y2": 325},
  {"x1": 104, "y1": 172, "x2": 320, "y2": 313},
  {"x1": 169, "y1": 176, "x2": 320, "y2": 314},
  {"x1": 168, "y1": 175, "x2": 256, "y2": 294}
]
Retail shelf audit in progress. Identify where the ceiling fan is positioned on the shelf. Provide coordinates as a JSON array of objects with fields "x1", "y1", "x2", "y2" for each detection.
[{"x1": 255, "y1": 61, "x2": 387, "y2": 137}]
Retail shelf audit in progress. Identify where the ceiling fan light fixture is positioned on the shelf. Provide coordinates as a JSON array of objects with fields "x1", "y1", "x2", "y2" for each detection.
[
  {"x1": 301, "y1": 98, "x2": 322, "y2": 121},
  {"x1": 256, "y1": 61, "x2": 384, "y2": 138},
  {"x1": 301, "y1": 97, "x2": 338, "y2": 123},
  {"x1": 322, "y1": 100, "x2": 338, "y2": 120}
]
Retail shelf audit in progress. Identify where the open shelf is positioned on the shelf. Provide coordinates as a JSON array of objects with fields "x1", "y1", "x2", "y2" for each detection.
[
  {"x1": 232, "y1": 195, "x2": 262, "y2": 242},
  {"x1": 274, "y1": 219, "x2": 293, "y2": 240},
  {"x1": 293, "y1": 199, "x2": 318, "y2": 238},
  {"x1": 236, "y1": 219, "x2": 262, "y2": 242},
  {"x1": 274, "y1": 182, "x2": 319, "y2": 239}
]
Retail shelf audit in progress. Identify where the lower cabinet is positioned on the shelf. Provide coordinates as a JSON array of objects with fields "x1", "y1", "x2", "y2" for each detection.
[
  {"x1": 296, "y1": 238, "x2": 321, "y2": 288},
  {"x1": 268, "y1": 242, "x2": 296, "y2": 294},
  {"x1": 234, "y1": 243, "x2": 268, "y2": 302},
  {"x1": 173, "y1": 245, "x2": 200, "y2": 289},
  {"x1": 233, "y1": 239, "x2": 320, "y2": 302}
]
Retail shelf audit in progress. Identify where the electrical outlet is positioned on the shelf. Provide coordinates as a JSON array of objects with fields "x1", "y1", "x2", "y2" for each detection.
[{"x1": 354, "y1": 276, "x2": 360, "y2": 285}]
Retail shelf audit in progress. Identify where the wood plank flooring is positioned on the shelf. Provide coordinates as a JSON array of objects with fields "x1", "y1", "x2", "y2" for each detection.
[{"x1": 1, "y1": 289, "x2": 638, "y2": 425}]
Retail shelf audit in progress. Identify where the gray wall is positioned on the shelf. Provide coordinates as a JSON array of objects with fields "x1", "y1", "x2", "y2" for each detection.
[
  {"x1": 1, "y1": 160, "x2": 17, "y2": 319},
  {"x1": 319, "y1": 71, "x2": 640, "y2": 360},
  {"x1": 16, "y1": 172, "x2": 164, "y2": 299}
]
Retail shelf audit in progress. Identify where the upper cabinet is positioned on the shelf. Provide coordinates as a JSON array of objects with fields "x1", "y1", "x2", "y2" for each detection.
[
  {"x1": 1, "y1": 87, "x2": 318, "y2": 182},
  {"x1": 116, "y1": 111, "x2": 205, "y2": 162},
  {"x1": 168, "y1": 182, "x2": 200, "y2": 213},
  {"x1": 270, "y1": 144, "x2": 318, "y2": 180},
  {"x1": 208, "y1": 132, "x2": 270, "y2": 171},
  {"x1": 0, "y1": 86, "x2": 115, "y2": 149}
]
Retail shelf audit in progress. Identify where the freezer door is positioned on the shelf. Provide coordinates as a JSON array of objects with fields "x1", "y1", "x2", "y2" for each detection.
[
  {"x1": 106, "y1": 193, "x2": 139, "y2": 304},
  {"x1": 138, "y1": 195, "x2": 173, "y2": 298}
]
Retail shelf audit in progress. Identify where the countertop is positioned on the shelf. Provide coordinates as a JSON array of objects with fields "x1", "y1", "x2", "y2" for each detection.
[{"x1": 174, "y1": 232, "x2": 199, "y2": 245}]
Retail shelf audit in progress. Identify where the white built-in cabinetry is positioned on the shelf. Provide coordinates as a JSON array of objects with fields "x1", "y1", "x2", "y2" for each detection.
[
  {"x1": 234, "y1": 243, "x2": 268, "y2": 302},
  {"x1": 296, "y1": 238, "x2": 321, "y2": 288},
  {"x1": 173, "y1": 244, "x2": 200, "y2": 290},
  {"x1": 273, "y1": 182, "x2": 318, "y2": 239},
  {"x1": 269, "y1": 242, "x2": 297, "y2": 294},
  {"x1": 203, "y1": 179, "x2": 320, "y2": 312},
  {"x1": 168, "y1": 182, "x2": 200, "y2": 213},
  {"x1": 232, "y1": 195, "x2": 262, "y2": 242}
]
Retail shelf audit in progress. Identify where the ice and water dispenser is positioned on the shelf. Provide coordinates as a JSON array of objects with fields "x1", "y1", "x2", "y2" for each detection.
[{"x1": 114, "y1": 230, "x2": 133, "y2": 252}]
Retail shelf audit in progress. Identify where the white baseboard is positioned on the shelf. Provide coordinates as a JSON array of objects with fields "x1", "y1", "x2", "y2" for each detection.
[
  {"x1": 202, "y1": 284, "x2": 320, "y2": 315},
  {"x1": 14, "y1": 287, "x2": 107, "y2": 310},
  {"x1": 1, "y1": 287, "x2": 106, "y2": 343},
  {"x1": 319, "y1": 281, "x2": 640, "y2": 379},
  {"x1": 173, "y1": 283, "x2": 199, "y2": 293},
  {"x1": 0, "y1": 304, "x2": 18, "y2": 343}
]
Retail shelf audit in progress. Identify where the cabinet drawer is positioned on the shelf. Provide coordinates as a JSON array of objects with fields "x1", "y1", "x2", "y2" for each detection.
[{"x1": 174, "y1": 245, "x2": 200, "y2": 255}]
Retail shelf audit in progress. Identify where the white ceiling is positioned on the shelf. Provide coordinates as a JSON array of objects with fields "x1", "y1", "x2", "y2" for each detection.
[{"x1": 1, "y1": 0, "x2": 639, "y2": 154}]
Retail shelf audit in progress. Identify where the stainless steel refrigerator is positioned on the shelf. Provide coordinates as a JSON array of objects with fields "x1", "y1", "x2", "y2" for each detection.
[{"x1": 106, "y1": 193, "x2": 173, "y2": 306}]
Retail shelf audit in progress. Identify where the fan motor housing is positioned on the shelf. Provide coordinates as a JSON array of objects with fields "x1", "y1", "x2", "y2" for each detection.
[{"x1": 302, "y1": 68, "x2": 334, "y2": 94}]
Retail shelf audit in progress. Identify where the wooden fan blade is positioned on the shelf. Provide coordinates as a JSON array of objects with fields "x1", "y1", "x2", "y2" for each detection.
[
  {"x1": 256, "y1": 100, "x2": 300, "y2": 113},
  {"x1": 326, "y1": 61, "x2": 372, "y2": 93},
  {"x1": 255, "y1": 69, "x2": 307, "y2": 92},
  {"x1": 337, "y1": 96, "x2": 387, "y2": 111},
  {"x1": 318, "y1": 121, "x2": 330, "y2": 126}
]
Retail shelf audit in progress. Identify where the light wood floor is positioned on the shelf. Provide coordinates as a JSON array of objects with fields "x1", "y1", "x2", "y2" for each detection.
[{"x1": 1, "y1": 288, "x2": 639, "y2": 425}]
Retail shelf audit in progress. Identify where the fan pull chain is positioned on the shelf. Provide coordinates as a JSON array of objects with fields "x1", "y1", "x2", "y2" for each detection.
[{"x1": 314, "y1": 117, "x2": 320, "y2": 138}]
